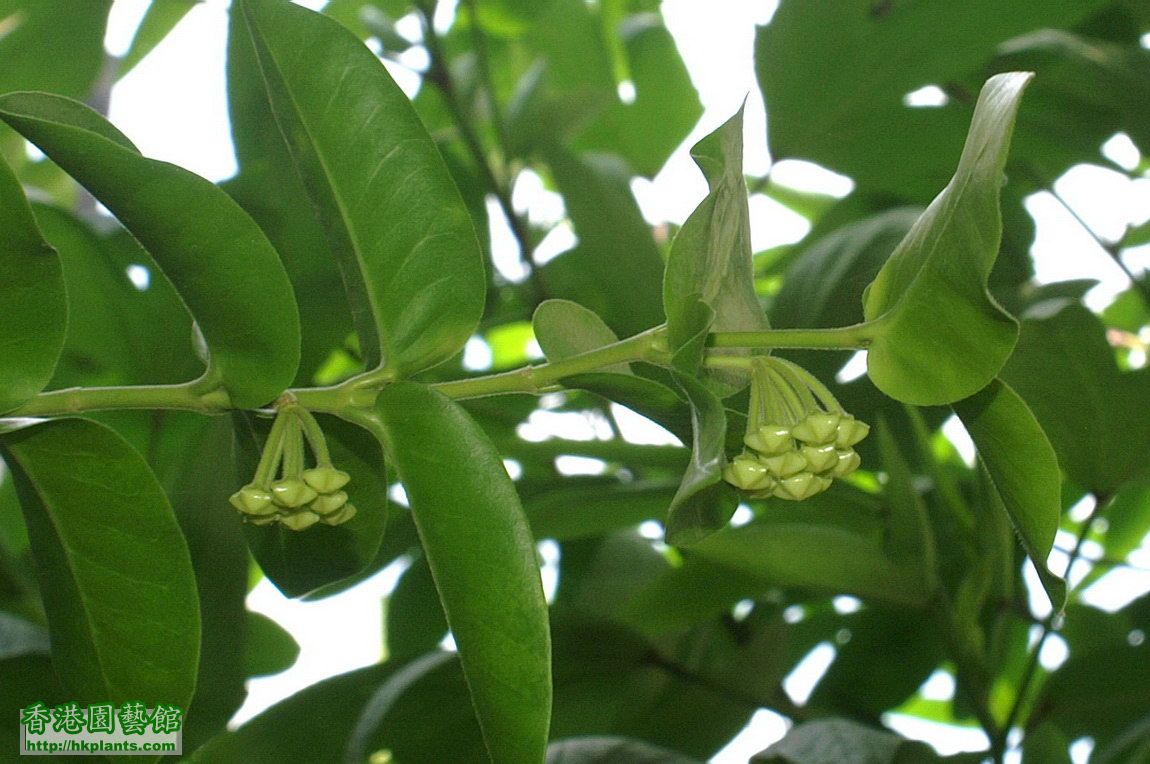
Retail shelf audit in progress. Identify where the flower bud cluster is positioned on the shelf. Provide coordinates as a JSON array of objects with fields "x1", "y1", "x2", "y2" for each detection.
[
  {"x1": 722, "y1": 357, "x2": 869, "y2": 501},
  {"x1": 230, "y1": 403, "x2": 357, "y2": 530}
]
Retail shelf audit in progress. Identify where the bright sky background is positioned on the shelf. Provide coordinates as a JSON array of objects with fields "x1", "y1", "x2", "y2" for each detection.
[{"x1": 95, "y1": 1, "x2": 1150, "y2": 761}]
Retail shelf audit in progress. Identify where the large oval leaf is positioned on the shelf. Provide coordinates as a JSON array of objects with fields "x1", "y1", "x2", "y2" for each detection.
[
  {"x1": 0, "y1": 92, "x2": 300, "y2": 408},
  {"x1": 237, "y1": 0, "x2": 484, "y2": 377},
  {"x1": 0, "y1": 155, "x2": 66, "y2": 414},
  {"x1": 0, "y1": 418, "x2": 200, "y2": 706},
  {"x1": 862, "y1": 72, "x2": 1031, "y2": 405},
  {"x1": 374, "y1": 382, "x2": 551, "y2": 763},
  {"x1": 954, "y1": 378, "x2": 1066, "y2": 611}
]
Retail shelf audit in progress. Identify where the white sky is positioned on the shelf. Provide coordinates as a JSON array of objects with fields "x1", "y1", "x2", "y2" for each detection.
[{"x1": 96, "y1": 1, "x2": 1150, "y2": 760}]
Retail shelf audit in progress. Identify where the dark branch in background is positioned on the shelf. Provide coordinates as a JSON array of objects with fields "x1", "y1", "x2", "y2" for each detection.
[
  {"x1": 995, "y1": 491, "x2": 1114, "y2": 762},
  {"x1": 643, "y1": 650, "x2": 811, "y2": 723},
  {"x1": 1020, "y1": 164, "x2": 1150, "y2": 308},
  {"x1": 416, "y1": 3, "x2": 545, "y2": 304}
]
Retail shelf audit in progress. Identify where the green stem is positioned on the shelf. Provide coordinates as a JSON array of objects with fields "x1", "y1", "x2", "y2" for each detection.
[
  {"x1": 6, "y1": 382, "x2": 231, "y2": 418},
  {"x1": 253, "y1": 411, "x2": 290, "y2": 489},
  {"x1": 4, "y1": 321, "x2": 870, "y2": 419},
  {"x1": 708, "y1": 323, "x2": 875, "y2": 351},
  {"x1": 431, "y1": 326, "x2": 666, "y2": 399},
  {"x1": 292, "y1": 405, "x2": 333, "y2": 467},
  {"x1": 281, "y1": 414, "x2": 303, "y2": 479},
  {"x1": 995, "y1": 492, "x2": 1112, "y2": 758}
]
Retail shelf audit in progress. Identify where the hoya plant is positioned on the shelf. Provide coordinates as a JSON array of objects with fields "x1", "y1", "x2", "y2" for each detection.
[{"x1": 1, "y1": 1, "x2": 1149, "y2": 762}]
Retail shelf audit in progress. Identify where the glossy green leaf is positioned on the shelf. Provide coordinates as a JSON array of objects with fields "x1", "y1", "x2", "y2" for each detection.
[
  {"x1": 374, "y1": 382, "x2": 551, "y2": 763},
  {"x1": 34, "y1": 206, "x2": 201, "y2": 389},
  {"x1": 143, "y1": 412, "x2": 249, "y2": 748},
  {"x1": 238, "y1": 0, "x2": 484, "y2": 377},
  {"x1": 862, "y1": 73, "x2": 1030, "y2": 405},
  {"x1": 664, "y1": 107, "x2": 768, "y2": 391},
  {"x1": 1001, "y1": 301, "x2": 1150, "y2": 493},
  {"x1": 238, "y1": 414, "x2": 389, "y2": 599},
  {"x1": 244, "y1": 612, "x2": 300, "y2": 678},
  {"x1": 534, "y1": 299, "x2": 631, "y2": 374},
  {"x1": 664, "y1": 374, "x2": 738, "y2": 546},
  {"x1": 953, "y1": 378, "x2": 1066, "y2": 611},
  {"x1": 0, "y1": 92, "x2": 300, "y2": 408},
  {"x1": 0, "y1": 418, "x2": 200, "y2": 706},
  {"x1": 118, "y1": 0, "x2": 197, "y2": 78},
  {"x1": 0, "y1": 0, "x2": 113, "y2": 98},
  {"x1": 541, "y1": 147, "x2": 665, "y2": 339},
  {"x1": 225, "y1": 4, "x2": 353, "y2": 383},
  {"x1": 0, "y1": 156, "x2": 66, "y2": 414}
]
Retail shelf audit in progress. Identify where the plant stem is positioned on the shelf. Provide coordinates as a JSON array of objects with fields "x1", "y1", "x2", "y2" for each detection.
[
  {"x1": 708, "y1": 323, "x2": 875, "y2": 351},
  {"x1": 5, "y1": 382, "x2": 231, "y2": 418},
  {"x1": 3, "y1": 322, "x2": 873, "y2": 418},
  {"x1": 418, "y1": 3, "x2": 542, "y2": 299},
  {"x1": 994, "y1": 492, "x2": 1112, "y2": 760},
  {"x1": 431, "y1": 326, "x2": 666, "y2": 399}
]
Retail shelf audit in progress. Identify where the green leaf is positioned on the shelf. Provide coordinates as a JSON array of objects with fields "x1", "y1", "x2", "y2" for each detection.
[
  {"x1": 238, "y1": 414, "x2": 390, "y2": 599},
  {"x1": 862, "y1": 72, "x2": 1031, "y2": 405},
  {"x1": 0, "y1": 92, "x2": 301, "y2": 408},
  {"x1": 238, "y1": 0, "x2": 484, "y2": 377},
  {"x1": 755, "y1": 0, "x2": 1109, "y2": 199},
  {"x1": 874, "y1": 419, "x2": 937, "y2": 586},
  {"x1": 664, "y1": 374, "x2": 738, "y2": 546},
  {"x1": 574, "y1": 16, "x2": 703, "y2": 177},
  {"x1": 664, "y1": 107, "x2": 768, "y2": 392},
  {"x1": 191, "y1": 661, "x2": 395, "y2": 763},
  {"x1": 546, "y1": 736, "x2": 702, "y2": 764},
  {"x1": 527, "y1": 480, "x2": 680, "y2": 541},
  {"x1": 34, "y1": 206, "x2": 201, "y2": 389},
  {"x1": 347, "y1": 651, "x2": 488, "y2": 762},
  {"x1": 558, "y1": 372, "x2": 693, "y2": 443},
  {"x1": 244, "y1": 612, "x2": 299, "y2": 678},
  {"x1": 374, "y1": 382, "x2": 551, "y2": 763},
  {"x1": 0, "y1": 418, "x2": 200, "y2": 706},
  {"x1": 0, "y1": 0, "x2": 113, "y2": 98},
  {"x1": 771, "y1": 208, "x2": 919, "y2": 331},
  {"x1": 753, "y1": 718, "x2": 943, "y2": 763},
  {"x1": 385, "y1": 554, "x2": 447, "y2": 665},
  {"x1": 688, "y1": 510, "x2": 932, "y2": 607},
  {"x1": 533, "y1": 299, "x2": 631, "y2": 374},
  {"x1": 225, "y1": 4, "x2": 354, "y2": 383},
  {"x1": 541, "y1": 147, "x2": 666, "y2": 339},
  {"x1": 118, "y1": 0, "x2": 197, "y2": 78},
  {"x1": 953, "y1": 378, "x2": 1066, "y2": 611},
  {"x1": 143, "y1": 412, "x2": 249, "y2": 748},
  {"x1": 0, "y1": 156, "x2": 66, "y2": 414},
  {"x1": 808, "y1": 607, "x2": 944, "y2": 720},
  {"x1": 1000, "y1": 301, "x2": 1150, "y2": 493}
]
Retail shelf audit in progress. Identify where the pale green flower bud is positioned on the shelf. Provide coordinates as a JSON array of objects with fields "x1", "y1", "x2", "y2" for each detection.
[
  {"x1": 762, "y1": 450, "x2": 808, "y2": 478},
  {"x1": 744, "y1": 425, "x2": 793, "y2": 456},
  {"x1": 724, "y1": 455, "x2": 773, "y2": 491},
  {"x1": 271, "y1": 478, "x2": 318, "y2": 508},
  {"x1": 801, "y1": 444, "x2": 838, "y2": 474},
  {"x1": 791, "y1": 412, "x2": 841, "y2": 445},
  {"x1": 281, "y1": 510, "x2": 321, "y2": 531}
]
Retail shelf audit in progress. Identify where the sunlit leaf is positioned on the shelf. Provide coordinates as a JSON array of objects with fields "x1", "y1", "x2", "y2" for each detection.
[
  {"x1": 375, "y1": 382, "x2": 551, "y2": 763},
  {"x1": 863, "y1": 72, "x2": 1031, "y2": 405}
]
